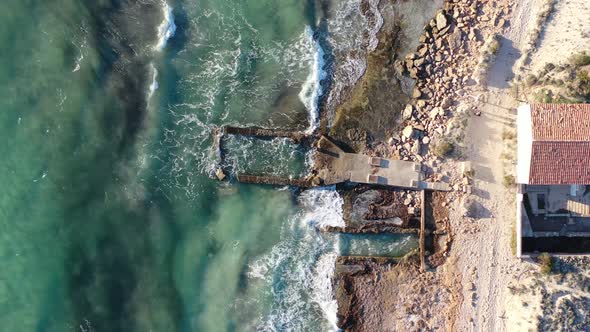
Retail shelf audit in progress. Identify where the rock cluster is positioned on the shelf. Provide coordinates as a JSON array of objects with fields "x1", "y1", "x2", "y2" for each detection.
[{"x1": 389, "y1": 0, "x2": 511, "y2": 189}]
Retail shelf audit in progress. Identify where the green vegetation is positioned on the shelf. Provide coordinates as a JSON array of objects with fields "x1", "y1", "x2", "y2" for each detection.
[
  {"x1": 433, "y1": 140, "x2": 454, "y2": 158},
  {"x1": 525, "y1": 74, "x2": 538, "y2": 87},
  {"x1": 538, "y1": 252, "x2": 553, "y2": 275},
  {"x1": 464, "y1": 169, "x2": 475, "y2": 178},
  {"x1": 475, "y1": 34, "x2": 501, "y2": 85},
  {"x1": 571, "y1": 69, "x2": 590, "y2": 100},
  {"x1": 501, "y1": 129, "x2": 516, "y2": 141},
  {"x1": 521, "y1": 51, "x2": 590, "y2": 105},
  {"x1": 503, "y1": 174, "x2": 515, "y2": 187},
  {"x1": 569, "y1": 51, "x2": 590, "y2": 67},
  {"x1": 489, "y1": 38, "x2": 500, "y2": 55},
  {"x1": 510, "y1": 224, "x2": 517, "y2": 256}
]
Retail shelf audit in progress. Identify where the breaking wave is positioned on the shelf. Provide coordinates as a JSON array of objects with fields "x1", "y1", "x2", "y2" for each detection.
[
  {"x1": 299, "y1": 26, "x2": 327, "y2": 133},
  {"x1": 155, "y1": 1, "x2": 176, "y2": 51},
  {"x1": 246, "y1": 187, "x2": 344, "y2": 331},
  {"x1": 298, "y1": 186, "x2": 344, "y2": 229},
  {"x1": 324, "y1": 0, "x2": 384, "y2": 124}
]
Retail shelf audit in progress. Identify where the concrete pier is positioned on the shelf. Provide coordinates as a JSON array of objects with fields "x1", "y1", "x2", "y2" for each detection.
[{"x1": 221, "y1": 127, "x2": 450, "y2": 191}]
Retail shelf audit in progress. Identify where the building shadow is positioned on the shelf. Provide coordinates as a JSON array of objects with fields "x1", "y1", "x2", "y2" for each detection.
[
  {"x1": 466, "y1": 200, "x2": 493, "y2": 218},
  {"x1": 487, "y1": 36, "x2": 521, "y2": 89},
  {"x1": 472, "y1": 187, "x2": 491, "y2": 200}
]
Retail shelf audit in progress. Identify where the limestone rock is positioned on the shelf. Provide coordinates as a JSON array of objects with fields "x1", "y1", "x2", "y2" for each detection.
[
  {"x1": 215, "y1": 168, "x2": 226, "y2": 181},
  {"x1": 430, "y1": 108, "x2": 440, "y2": 119},
  {"x1": 411, "y1": 140, "x2": 421, "y2": 154},
  {"x1": 413, "y1": 88, "x2": 422, "y2": 98},
  {"x1": 402, "y1": 104, "x2": 413, "y2": 120},
  {"x1": 436, "y1": 11, "x2": 448, "y2": 30},
  {"x1": 402, "y1": 125, "x2": 415, "y2": 139}
]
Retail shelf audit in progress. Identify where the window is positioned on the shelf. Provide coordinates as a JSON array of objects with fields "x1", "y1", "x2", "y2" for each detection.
[{"x1": 537, "y1": 193, "x2": 546, "y2": 210}]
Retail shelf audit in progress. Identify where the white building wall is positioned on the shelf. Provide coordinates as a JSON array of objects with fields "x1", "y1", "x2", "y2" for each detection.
[{"x1": 517, "y1": 104, "x2": 532, "y2": 184}]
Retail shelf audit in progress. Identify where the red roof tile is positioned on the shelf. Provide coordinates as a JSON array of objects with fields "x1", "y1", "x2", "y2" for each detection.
[
  {"x1": 531, "y1": 104, "x2": 590, "y2": 141},
  {"x1": 529, "y1": 141, "x2": 590, "y2": 184}
]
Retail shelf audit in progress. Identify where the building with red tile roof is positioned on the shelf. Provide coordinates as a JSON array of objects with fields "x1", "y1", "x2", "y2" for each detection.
[
  {"x1": 516, "y1": 104, "x2": 590, "y2": 257},
  {"x1": 518, "y1": 103, "x2": 590, "y2": 185}
]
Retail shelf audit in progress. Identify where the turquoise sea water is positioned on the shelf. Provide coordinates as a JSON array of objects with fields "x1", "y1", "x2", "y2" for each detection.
[{"x1": 0, "y1": 0, "x2": 416, "y2": 331}]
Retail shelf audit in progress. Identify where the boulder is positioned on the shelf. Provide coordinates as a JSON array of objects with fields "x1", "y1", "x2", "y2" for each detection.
[
  {"x1": 418, "y1": 46, "x2": 429, "y2": 57},
  {"x1": 394, "y1": 60, "x2": 406, "y2": 74},
  {"x1": 215, "y1": 168, "x2": 226, "y2": 181},
  {"x1": 438, "y1": 26, "x2": 450, "y2": 36},
  {"x1": 436, "y1": 11, "x2": 448, "y2": 30},
  {"x1": 411, "y1": 140, "x2": 421, "y2": 154},
  {"x1": 402, "y1": 125, "x2": 416, "y2": 139},
  {"x1": 402, "y1": 104, "x2": 413, "y2": 120},
  {"x1": 430, "y1": 108, "x2": 440, "y2": 119},
  {"x1": 412, "y1": 88, "x2": 422, "y2": 98}
]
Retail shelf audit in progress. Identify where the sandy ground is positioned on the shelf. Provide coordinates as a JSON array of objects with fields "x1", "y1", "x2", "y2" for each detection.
[
  {"x1": 530, "y1": 0, "x2": 590, "y2": 73},
  {"x1": 453, "y1": 0, "x2": 590, "y2": 330},
  {"x1": 450, "y1": 0, "x2": 536, "y2": 330}
]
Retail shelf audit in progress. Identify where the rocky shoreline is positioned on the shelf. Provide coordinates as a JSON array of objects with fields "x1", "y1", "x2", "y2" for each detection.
[{"x1": 329, "y1": 0, "x2": 516, "y2": 330}]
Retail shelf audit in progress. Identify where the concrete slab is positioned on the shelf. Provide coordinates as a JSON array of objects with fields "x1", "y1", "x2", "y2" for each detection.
[{"x1": 314, "y1": 136, "x2": 422, "y2": 188}]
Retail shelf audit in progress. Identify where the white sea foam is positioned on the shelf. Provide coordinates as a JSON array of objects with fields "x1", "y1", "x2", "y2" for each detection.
[
  {"x1": 155, "y1": 1, "x2": 176, "y2": 51},
  {"x1": 298, "y1": 186, "x2": 344, "y2": 229},
  {"x1": 298, "y1": 26, "x2": 327, "y2": 134},
  {"x1": 310, "y1": 252, "x2": 340, "y2": 331},
  {"x1": 147, "y1": 63, "x2": 159, "y2": 104},
  {"x1": 365, "y1": 0, "x2": 384, "y2": 52},
  {"x1": 246, "y1": 187, "x2": 344, "y2": 331},
  {"x1": 324, "y1": 0, "x2": 384, "y2": 125},
  {"x1": 72, "y1": 34, "x2": 87, "y2": 72},
  {"x1": 72, "y1": 54, "x2": 83, "y2": 72}
]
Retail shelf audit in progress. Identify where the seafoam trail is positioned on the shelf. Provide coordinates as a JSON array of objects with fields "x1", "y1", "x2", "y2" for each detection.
[
  {"x1": 148, "y1": 1, "x2": 176, "y2": 105},
  {"x1": 247, "y1": 187, "x2": 344, "y2": 331},
  {"x1": 155, "y1": 1, "x2": 177, "y2": 51},
  {"x1": 299, "y1": 26, "x2": 327, "y2": 134}
]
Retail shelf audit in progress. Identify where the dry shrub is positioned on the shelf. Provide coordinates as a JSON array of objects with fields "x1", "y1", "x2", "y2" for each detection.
[{"x1": 539, "y1": 252, "x2": 553, "y2": 275}]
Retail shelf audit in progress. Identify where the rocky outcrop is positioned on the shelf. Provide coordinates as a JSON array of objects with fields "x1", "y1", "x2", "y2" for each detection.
[{"x1": 387, "y1": 0, "x2": 511, "y2": 186}]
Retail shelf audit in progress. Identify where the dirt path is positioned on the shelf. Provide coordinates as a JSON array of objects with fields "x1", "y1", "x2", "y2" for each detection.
[{"x1": 452, "y1": 0, "x2": 539, "y2": 330}]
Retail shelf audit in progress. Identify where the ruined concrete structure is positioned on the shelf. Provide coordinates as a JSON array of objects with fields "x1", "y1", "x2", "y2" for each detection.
[{"x1": 219, "y1": 126, "x2": 450, "y2": 191}]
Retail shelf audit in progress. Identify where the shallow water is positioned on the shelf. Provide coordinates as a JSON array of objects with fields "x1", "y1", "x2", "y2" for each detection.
[{"x1": 0, "y1": 0, "x2": 419, "y2": 331}]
